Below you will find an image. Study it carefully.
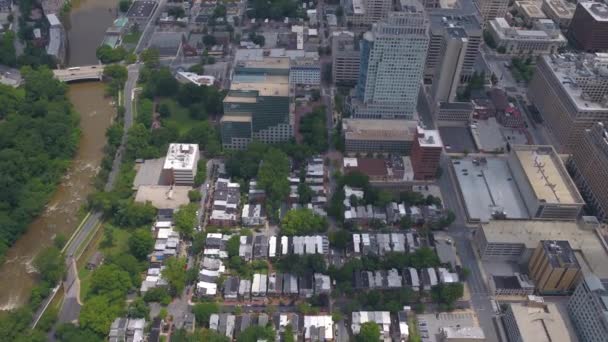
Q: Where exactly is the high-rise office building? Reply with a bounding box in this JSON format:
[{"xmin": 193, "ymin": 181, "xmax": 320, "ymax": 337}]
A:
[
  {"xmin": 568, "ymin": 273, "xmax": 608, "ymax": 342},
  {"xmin": 332, "ymin": 31, "xmax": 361, "ymax": 86},
  {"xmin": 431, "ymin": 27, "xmax": 469, "ymax": 103},
  {"xmin": 425, "ymin": 11, "xmax": 482, "ymax": 84},
  {"xmin": 569, "ymin": 2, "xmax": 608, "ymax": 52},
  {"xmin": 528, "ymin": 240, "xmax": 581, "ymax": 294},
  {"xmin": 342, "ymin": 0, "xmax": 393, "ymax": 26},
  {"xmin": 569, "ymin": 122, "xmax": 608, "ymax": 222},
  {"xmin": 352, "ymin": 4, "xmax": 430, "ymax": 120},
  {"xmin": 221, "ymin": 58, "xmax": 294, "ymax": 150},
  {"xmin": 528, "ymin": 53, "xmax": 608, "ymax": 152},
  {"xmin": 474, "ymin": 0, "xmax": 509, "ymax": 22}
]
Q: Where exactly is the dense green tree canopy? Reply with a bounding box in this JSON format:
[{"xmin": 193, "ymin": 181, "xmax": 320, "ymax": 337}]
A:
[
  {"xmin": 0, "ymin": 67, "xmax": 79, "ymax": 258},
  {"xmin": 356, "ymin": 322, "xmax": 381, "ymax": 342},
  {"xmin": 162, "ymin": 256, "xmax": 188, "ymax": 295},
  {"xmin": 192, "ymin": 302, "xmax": 220, "ymax": 327},
  {"xmin": 173, "ymin": 203, "xmax": 198, "ymax": 238},
  {"xmin": 128, "ymin": 228, "xmax": 155, "ymax": 260},
  {"xmin": 79, "ymin": 295, "xmax": 123, "ymax": 335},
  {"xmin": 89, "ymin": 264, "xmax": 133, "ymax": 302},
  {"xmin": 281, "ymin": 208, "xmax": 328, "ymax": 235},
  {"xmin": 34, "ymin": 246, "xmax": 65, "ymax": 284}
]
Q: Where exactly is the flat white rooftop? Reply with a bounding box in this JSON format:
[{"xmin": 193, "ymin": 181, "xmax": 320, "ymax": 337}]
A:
[
  {"xmin": 163, "ymin": 143, "xmax": 198, "ymax": 171},
  {"xmin": 453, "ymin": 157, "xmax": 529, "ymax": 222}
]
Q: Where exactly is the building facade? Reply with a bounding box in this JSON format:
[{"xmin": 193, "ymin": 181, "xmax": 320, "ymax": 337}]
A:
[
  {"xmin": 162, "ymin": 143, "xmax": 200, "ymax": 186},
  {"xmin": 425, "ymin": 11, "xmax": 482, "ymax": 84},
  {"xmin": 410, "ymin": 127, "xmax": 443, "ymax": 180},
  {"xmin": 488, "ymin": 18, "xmax": 566, "ymax": 56},
  {"xmin": 569, "ymin": 2, "xmax": 608, "ymax": 52},
  {"xmin": 475, "ymin": 0, "xmax": 509, "ymax": 22},
  {"xmin": 343, "ymin": 118, "xmax": 418, "ymax": 154},
  {"xmin": 503, "ymin": 297, "xmax": 573, "ymax": 342},
  {"xmin": 289, "ymin": 59, "xmax": 321, "ymax": 86},
  {"xmin": 568, "ymin": 273, "xmax": 608, "ymax": 342},
  {"xmin": 431, "ymin": 27, "xmax": 469, "ymax": 103},
  {"xmin": 528, "ymin": 240, "xmax": 581, "ymax": 294},
  {"xmin": 221, "ymin": 58, "xmax": 294, "ymax": 150},
  {"xmin": 352, "ymin": 6, "xmax": 430, "ymax": 120},
  {"xmin": 569, "ymin": 122, "xmax": 608, "ymax": 222},
  {"xmin": 541, "ymin": 0, "xmax": 575, "ymax": 28},
  {"xmin": 434, "ymin": 101, "xmax": 474, "ymax": 122},
  {"xmin": 342, "ymin": 0, "xmax": 392, "ymax": 26},
  {"xmin": 528, "ymin": 53, "xmax": 608, "ymax": 152},
  {"xmin": 332, "ymin": 31, "xmax": 361, "ymax": 86}
]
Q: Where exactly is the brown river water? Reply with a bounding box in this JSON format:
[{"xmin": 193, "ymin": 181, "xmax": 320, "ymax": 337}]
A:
[{"xmin": 0, "ymin": 0, "xmax": 117, "ymax": 309}]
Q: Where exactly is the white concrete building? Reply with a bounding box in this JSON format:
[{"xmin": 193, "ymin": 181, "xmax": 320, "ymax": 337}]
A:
[
  {"xmin": 162, "ymin": 143, "xmax": 200, "ymax": 186},
  {"xmin": 488, "ymin": 18, "xmax": 566, "ymax": 56}
]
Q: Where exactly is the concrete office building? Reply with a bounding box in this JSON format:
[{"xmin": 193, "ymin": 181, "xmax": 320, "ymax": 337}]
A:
[
  {"xmin": 528, "ymin": 53, "xmax": 608, "ymax": 152},
  {"xmin": 434, "ymin": 101, "xmax": 474, "ymax": 123},
  {"xmin": 487, "ymin": 18, "xmax": 566, "ymax": 56},
  {"xmin": 569, "ymin": 2, "xmax": 608, "ymax": 52},
  {"xmin": 425, "ymin": 11, "xmax": 482, "ymax": 84},
  {"xmin": 410, "ymin": 127, "xmax": 443, "ymax": 180},
  {"xmin": 473, "ymin": 220, "xmax": 608, "ymax": 280},
  {"xmin": 342, "ymin": 0, "xmax": 392, "ymax": 26},
  {"xmin": 352, "ymin": 5, "xmax": 430, "ymax": 120},
  {"xmin": 475, "ymin": 0, "xmax": 509, "ymax": 22},
  {"xmin": 515, "ymin": 1, "xmax": 547, "ymax": 25},
  {"xmin": 431, "ymin": 27, "xmax": 469, "ymax": 103},
  {"xmin": 162, "ymin": 144, "xmax": 200, "ymax": 186},
  {"xmin": 221, "ymin": 58, "xmax": 294, "ymax": 150},
  {"xmin": 541, "ymin": 0, "xmax": 576, "ymax": 28},
  {"xmin": 507, "ymin": 145, "xmax": 584, "ymax": 221},
  {"xmin": 343, "ymin": 118, "xmax": 418, "ymax": 154},
  {"xmin": 568, "ymin": 273, "xmax": 608, "ymax": 342},
  {"xmin": 331, "ymin": 31, "xmax": 360, "ymax": 86},
  {"xmin": 528, "ymin": 240, "xmax": 582, "ymax": 294},
  {"xmin": 570, "ymin": 122, "xmax": 608, "ymax": 222},
  {"xmin": 289, "ymin": 58, "xmax": 321, "ymax": 86},
  {"xmin": 503, "ymin": 296, "xmax": 573, "ymax": 342}
]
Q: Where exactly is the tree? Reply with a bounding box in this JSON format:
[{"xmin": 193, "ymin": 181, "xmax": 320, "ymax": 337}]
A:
[
  {"xmin": 79, "ymin": 295, "xmax": 122, "ymax": 335},
  {"xmin": 53, "ymin": 233, "xmax": 67, "ymax": 249},
  {"xmin": 162, "ymin": 257, "xmax": 188, "ymax": 295},
  {"xmin": 356, "ymin": 322, "xmax": 380, "ymax": 342},
  {"xmin": 194, "ymin": 158, "xmax": 208, "ymax": 186},
  {"xmin": 299, "ymin": 106, "xmax": 327, "ymax": 153},
  {"xmin": 192, "ymin": 302, "xmax": 219, "ymax": 327},
  {"xmin": 55, "ymin": 323, "xmax": 103, "ymax": 342},
  {"xmin": 191, "ymin": 231, "xmax": 207, "ymax": 255},
  {"xmin": 281, "ymin": 208, "xmax": 328, "ymax": 235},
  {"xmin": 329, "ymin": 230, "xmax": 350, "ymax": 250},
  {"xmin": 237, "ymin": 325, "xmax": 275, "ymax": 342},
  {"xmin": 168, "ymin": 6, "xmax": 185, "ymax": 18},
  {"xmin": 226, "ymin": 235, "xmax": 240, "ymax": 258},
  {"xmin": 140, "ymin": 48, "xmax": 160, "ymax": 68},
  {"xmin": 103, "ymin": 64, "xmax": 128, "ymax": 94},
  {"xmin": 89, "ymin": 264, "xmax": 132, "ymax": 301},
  {"xmin": 0, "ymin": 31, "xmax": 17, "ymax": 67},
  {"xmin": 203, "ymin": 35, "xmax": 217, "ymax": 47},
  {"xmin": 128, "ymin": 297, "xmax": 149, "ymax": 319},
  {"xmin": 173, "ymin": 203, "xmax": 198, "ymax": 238},
  {"xmin": 128, "ymin": 228, "xmax": 155, "ymax": 260},
  {"xmin": 96, "ymin": 45, "xmax": 127, "ymax": 64},
  {"xmin": 297, "ymin": 183, "xmax": 314, "ymax": 204},
  {"xmin": 119, "ymin": 0, "xmax": 131, "ymax": 12},
  {"xmin": 34, "ymin": 246, "xmax": 65, "ymax": 284},
  {"xmin": 158, "ymin": 102, "xmax": 171, "ymax": 118},
  {"xmin": 258, "ymin": 148, "xmax": 290, "ymax": 218},
  {"xmin": 188, "ymin": 190, "xmax": 202, "ymax": 202},
  {"xmin": 114, "ymin": 200, "xmax": 156, "ymax": 227}
]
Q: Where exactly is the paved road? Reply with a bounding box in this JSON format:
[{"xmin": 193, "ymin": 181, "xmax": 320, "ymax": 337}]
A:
[
  {"xmin": 11, "ymin": 6, "xmax": 25, "ymax": 56},
  {"xmin": 135, "ymin": 0, "xmax": 168, "ymax": 53}
]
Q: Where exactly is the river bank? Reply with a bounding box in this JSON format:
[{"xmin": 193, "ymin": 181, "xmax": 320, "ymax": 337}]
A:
[{"xmin": 0, "ymin": 82, "xmax": 114, "ymax": 310}]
